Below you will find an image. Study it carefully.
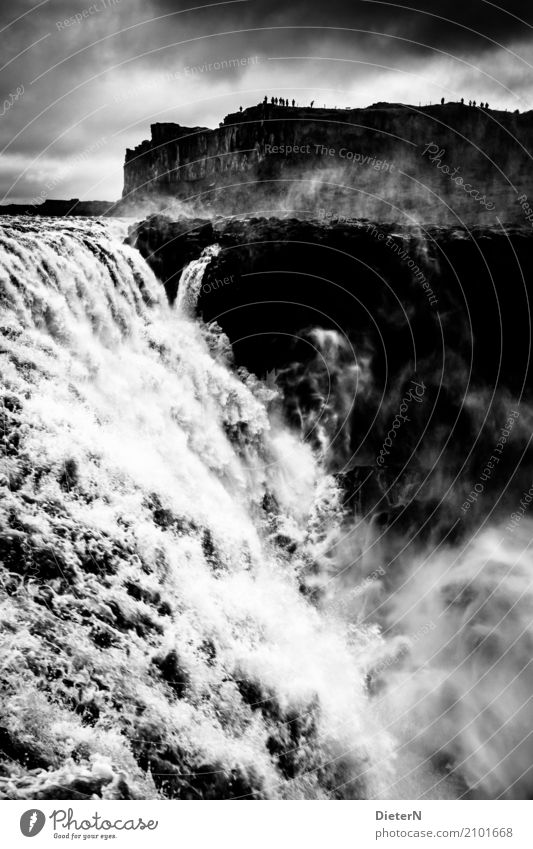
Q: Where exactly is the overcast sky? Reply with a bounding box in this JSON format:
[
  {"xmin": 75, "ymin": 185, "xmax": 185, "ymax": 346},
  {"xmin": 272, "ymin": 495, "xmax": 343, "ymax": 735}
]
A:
[{"xmin": 1, "ymin": 0, "xmax": 532, "ymax": 202}]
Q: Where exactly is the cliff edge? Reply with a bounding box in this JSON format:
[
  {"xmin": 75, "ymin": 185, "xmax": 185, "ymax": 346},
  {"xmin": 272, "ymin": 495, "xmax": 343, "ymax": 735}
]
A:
[{"xmin": 121, "ymin": 101, "xmax": 533, "ymax": 223}]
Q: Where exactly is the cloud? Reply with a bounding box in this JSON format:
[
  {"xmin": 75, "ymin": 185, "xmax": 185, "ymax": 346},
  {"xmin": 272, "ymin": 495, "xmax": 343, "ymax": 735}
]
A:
[
  {"xmin": 0, "ymin": 0, "xmax": 531, "ymax": 202},
  {"xmin": 151, "ymin": 0, "xmax": 533, "ymax": 54}
]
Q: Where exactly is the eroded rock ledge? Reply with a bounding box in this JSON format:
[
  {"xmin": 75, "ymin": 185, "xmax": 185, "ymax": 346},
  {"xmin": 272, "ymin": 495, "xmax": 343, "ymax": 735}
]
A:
[
  {"xmin": 128, "ymin": 214, "xmax": 533, "ymax": 528},
  {"xmin": 122, "ymin": 101, "xmax": 533, "ymax": 223}
]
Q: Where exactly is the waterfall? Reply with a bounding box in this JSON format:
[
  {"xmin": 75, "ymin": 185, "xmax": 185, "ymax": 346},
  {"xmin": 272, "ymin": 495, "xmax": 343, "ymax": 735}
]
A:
[
  {"xmin": 2, "ymin": 217, "xmax": 532, "ymax": 801},
  {"xmin": 175, "ymin": 243, "xmax": 220, "ymax": 316},
  {"xmin": 0, "ymin": 218, "xmax": 393, "ymax": 800},
  {"xmin": 274, "ymin": 327, "xmax": 373, "ymax": 467}
]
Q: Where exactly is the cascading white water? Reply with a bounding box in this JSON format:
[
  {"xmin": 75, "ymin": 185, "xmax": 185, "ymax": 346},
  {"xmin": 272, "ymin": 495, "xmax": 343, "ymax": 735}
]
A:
[
  {"xmin": 0, "ymin": 217, "xmax": 394, "ymax": 800},
  {"xmin": 275, "ymin": 328, "xmax": 374, "ymax": 466},
  {"xmin": 248, "ymin": 316, "xmax": 533, "ymax": 800},
  {"xmin": 175, "ymin": 243, "xmax": 221, "ymax": 316},
  {"xmin": 2, "ymin": 217, "xmax": 532, "ymax": 802}
]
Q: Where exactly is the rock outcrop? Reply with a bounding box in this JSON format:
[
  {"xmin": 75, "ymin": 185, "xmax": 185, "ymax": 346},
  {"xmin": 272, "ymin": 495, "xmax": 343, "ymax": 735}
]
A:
[
  {"xmin": 122, "ymin": 102, "xmax": 533, "ymax": 223},
  {"xmin": 128, "ymin": 213, "xmax": 533, "ymax": 532}
]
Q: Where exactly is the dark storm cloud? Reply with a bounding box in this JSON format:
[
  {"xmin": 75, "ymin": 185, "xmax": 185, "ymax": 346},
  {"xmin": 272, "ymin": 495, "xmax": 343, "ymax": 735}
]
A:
[
  {"xmin": 0, "ymin": 0, "xmax": 532, "ymax": 202},
  {"xmin": 151, "ymin": 0, "xmax": 533, "ymax": 55}
]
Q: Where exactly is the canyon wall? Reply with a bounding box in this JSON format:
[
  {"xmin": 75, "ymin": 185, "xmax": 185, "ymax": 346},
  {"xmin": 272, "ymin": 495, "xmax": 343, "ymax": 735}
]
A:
[
  {"xmin": 128, "ymin": 214, "xmax": 533, "ymax": 531},
  {"xmin": 122, "ymin": 102, "xmax": 533, "ymax": 223}
]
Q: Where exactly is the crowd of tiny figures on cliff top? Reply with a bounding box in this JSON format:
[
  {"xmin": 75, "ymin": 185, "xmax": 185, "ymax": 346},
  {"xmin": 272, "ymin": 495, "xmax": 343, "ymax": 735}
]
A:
[
  {"xmin": 226, "ymin": 100, "xmax": 532, "ymax": 123},
  {"xmin": 236, "ymin": 96, "xmax": 493, "ymax": 111}
]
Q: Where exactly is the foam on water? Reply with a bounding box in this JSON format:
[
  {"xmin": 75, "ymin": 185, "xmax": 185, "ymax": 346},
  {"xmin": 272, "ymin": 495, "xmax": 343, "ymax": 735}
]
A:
[
  {"xmin": 3, "ymin": 218, "xmax": 532, "ymax": 800},
  {"xmin": 0, "ymin": 217, "xmax": 393, "ymax": 799}
]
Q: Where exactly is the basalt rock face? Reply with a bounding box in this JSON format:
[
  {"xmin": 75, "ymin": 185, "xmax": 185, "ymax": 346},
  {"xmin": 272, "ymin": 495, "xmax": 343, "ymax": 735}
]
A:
[
  {"xmin": 128, "ymin": 214, "xmax": 533, "ymax": 388},
  {"xmin": 128, "ymin": 214, "xmax": 533, "ymax": 532},
  {"xmin": 122, "ymin": 102, "xmax": 533, "ymax": 223}
]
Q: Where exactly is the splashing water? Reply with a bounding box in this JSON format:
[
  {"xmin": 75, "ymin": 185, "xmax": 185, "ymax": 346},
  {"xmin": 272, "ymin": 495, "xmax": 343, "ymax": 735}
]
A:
[
  {"xmin": 279, "ymin": 330, "xmax": 533, "ymax": 800},
  {"xmin": 377, "ymin": 524, "xmax": 533, "ymax": 799},
  {"xmin": 0, "ymin": 217, "xmax": 395, "ymax": 800},
  {"xmin": 175, "ymin": 243, "xmax": 221, "ymax": 317},
  {"xmin": 275, "ymin": 328, "xmax": 373, "ymax": 468},
  {"xmin": 2, "ymin": 217, "xmax": 532, "ymax": 801}
]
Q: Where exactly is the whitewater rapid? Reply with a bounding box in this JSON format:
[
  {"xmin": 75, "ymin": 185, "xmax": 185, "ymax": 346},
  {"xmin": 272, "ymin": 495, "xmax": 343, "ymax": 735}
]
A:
[
  {"xmin": 1, "ymin": 217, "xmax": 532, "ymax": 801},
  {"xmin": 0, "ymin": 217, "xmax": 394, "ymax": 799}
]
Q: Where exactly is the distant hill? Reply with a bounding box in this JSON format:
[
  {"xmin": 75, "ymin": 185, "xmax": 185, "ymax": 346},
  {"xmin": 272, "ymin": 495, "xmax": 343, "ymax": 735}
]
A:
[{"xmin": 0, "ymin": 198, "xmax": 116, "ymax": 217}]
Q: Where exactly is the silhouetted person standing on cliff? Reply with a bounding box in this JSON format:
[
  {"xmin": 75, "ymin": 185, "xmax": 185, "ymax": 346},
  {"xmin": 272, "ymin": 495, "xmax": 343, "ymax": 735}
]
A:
[
  {"xmin": 263, "ymin": 96, "xmax": 267, "ymax": 104},
  {"xmin": 310, "ymin": 100, "xmax": 315, "ymax": 108},
  {"xmin": 441, "ymin": 97, "xmax": 445, "ymax": 105},
  {"xmin": 271, "ymin": 96, "xmax": 274, "ymax": 104},
  {"xmin": 461, "ymin": 97, "xmax": 464, "ymax": 104},
  {"xmin": 292, "ymin": 99, "xmax": 295, "ymax": 107}
]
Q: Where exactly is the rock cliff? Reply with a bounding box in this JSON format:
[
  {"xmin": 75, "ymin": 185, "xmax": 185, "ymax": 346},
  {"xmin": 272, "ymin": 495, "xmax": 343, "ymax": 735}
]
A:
[
  {"xmin": 122, "ymin": 102, "xmax": 533, "ymax": 223},
  {"xmin": 127, "ymin": 213, "xmax": 533, "ymax": 531}
]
